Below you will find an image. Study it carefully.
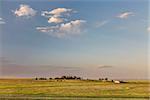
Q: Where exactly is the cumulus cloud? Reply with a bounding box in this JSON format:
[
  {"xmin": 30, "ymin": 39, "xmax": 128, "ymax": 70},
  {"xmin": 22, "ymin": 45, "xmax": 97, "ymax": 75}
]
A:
[
  {"xmin": 49, "ymin": 8, "xmax": 72, "ymax": 16},
  {"xmin": 41, "ymin": 8, "xmax": 73, "ymax": 23},
  {"xmin": 13, "ymin": 4, "xmax": 37, "ymax": 18},
  {"xmin": 117, "ymin": 12, "xmax": 134, "ymax": 19},
  {"xmin": 0, "ymin": 17, "xmax": 5, "ymax": 24},
  {"xmin": 42, "ymin": 8, "xmax": 72, "ymax": 17},
  {"xmin": 38, "ymin": 7, "xmax": 86, "ymax": 38},
  {"xmin": 48, "ymin": 16, "xmax": 64, "ymax": 23},
  {"xmin": 36, "ymin": 20, "xmax": 86, "ymax": 38},
  {"xmin": 147, "ymin": 27, "xmax": 150, "ymax": 32}
]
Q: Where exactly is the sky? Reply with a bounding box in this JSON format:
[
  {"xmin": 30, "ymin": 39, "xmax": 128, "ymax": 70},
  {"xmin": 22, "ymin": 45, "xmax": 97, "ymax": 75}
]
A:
[{"xmin": 0, "ymin": 0, "xmax": 149, "ymax": 79}]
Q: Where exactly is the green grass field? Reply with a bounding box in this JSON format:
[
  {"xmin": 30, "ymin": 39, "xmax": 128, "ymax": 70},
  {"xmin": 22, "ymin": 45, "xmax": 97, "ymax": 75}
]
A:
[{"xmin": 0, "ymin": 79, "xmax": 149, "ymax": 99}]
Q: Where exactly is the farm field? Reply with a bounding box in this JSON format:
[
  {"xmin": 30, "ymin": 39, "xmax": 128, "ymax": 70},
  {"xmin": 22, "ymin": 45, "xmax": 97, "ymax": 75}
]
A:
[{"xmin": 0, "ymin": 79, "xmax": 149, "ymax": 100}]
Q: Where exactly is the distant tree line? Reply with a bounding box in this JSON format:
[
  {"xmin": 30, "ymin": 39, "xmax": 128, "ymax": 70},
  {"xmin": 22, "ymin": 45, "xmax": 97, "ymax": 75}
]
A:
[
  {"xmin": 34, "ymin": 76, "xmax": 126, "ymax": 83},
  {"xmin": 35, "ymin": 76, "xmax": 82, "ymax": 80},
  {"xmin": 99, "ymin": 78, "xmax": 108, "ymax": 81},
  {"xmin": 35, "ymin": 76, "xmax": 108, "ymax": 81}
]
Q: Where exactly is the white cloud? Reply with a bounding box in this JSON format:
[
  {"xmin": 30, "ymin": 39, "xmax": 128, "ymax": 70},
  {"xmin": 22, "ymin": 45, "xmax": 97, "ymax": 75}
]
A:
[
  {"xmin": 38, "ymin": 8, "xmax": 86, "ymax": 38},
  {"xmin": 36, "ymin": 20, "xmax": 86, "ymax": 38},
  {"xmin": 49, "ymin": 8, "xmax": 72, "ymax": 16},
  {"xmin": 42, "ymin": 8, "xmax": 72, "ymax": 17},
  {"xmin": 13, "ymin": 4, "xmax": 36, "ymax": 18},
  {"xmin": 117, "ymin": 12, "xmax": 134, "ymax": 19},
  {"xmin": 41, "ymin": 8, "xmax": 73, "ymax": 23},
  {"xmin": 147, "ymin": 27, "xmax": 150, "ymax": 32},
  {"xmin": 95, "ymin": 20, "xmax": 109, "ymax": 28},
  {"xmin": 0, "ymin": 17, "xmax": 5, "ymax": 24},
  {"xmin": 0, "ymin": 21, "xmax": 5, "ymax": 24},
  {"xmin": 48, "ymin": 16, "xmax": 64, "ymax": 23}
]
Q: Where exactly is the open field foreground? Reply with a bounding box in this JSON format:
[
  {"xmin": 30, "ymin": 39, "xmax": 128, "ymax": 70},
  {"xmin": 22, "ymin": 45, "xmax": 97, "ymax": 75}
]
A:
[{"xmin": 0, "ymin": 79, "xmax": 149, "ymax": 100}]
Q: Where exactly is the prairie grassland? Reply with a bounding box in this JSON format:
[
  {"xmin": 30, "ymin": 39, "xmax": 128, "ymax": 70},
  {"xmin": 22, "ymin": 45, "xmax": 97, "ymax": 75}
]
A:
[{"xmin": 0, "ymin": 79, "xmax": 149, "ymax": 99}]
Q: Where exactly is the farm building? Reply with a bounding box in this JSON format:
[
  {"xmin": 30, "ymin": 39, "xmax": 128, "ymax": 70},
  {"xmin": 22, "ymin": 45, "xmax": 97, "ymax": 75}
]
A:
[
  {"xmin": 113, "ymin": 80, "xmax": 127, "ymax": 84},
  {"xmin": 114, "ymin": 80, "xmax": 120, "ymax": 84}
]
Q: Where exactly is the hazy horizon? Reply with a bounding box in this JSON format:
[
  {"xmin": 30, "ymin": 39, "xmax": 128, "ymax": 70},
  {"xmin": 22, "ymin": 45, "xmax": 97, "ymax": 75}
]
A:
[{"xmin": 0, "ymin": 0, "xmax": 149, "ymax": 79}]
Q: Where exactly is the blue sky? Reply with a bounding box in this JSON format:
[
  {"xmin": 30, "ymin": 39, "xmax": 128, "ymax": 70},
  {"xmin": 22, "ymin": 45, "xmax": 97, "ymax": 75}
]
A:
[{"xmin": 0, "ymin": 0, "xmax": 149, "ymax": 79}]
